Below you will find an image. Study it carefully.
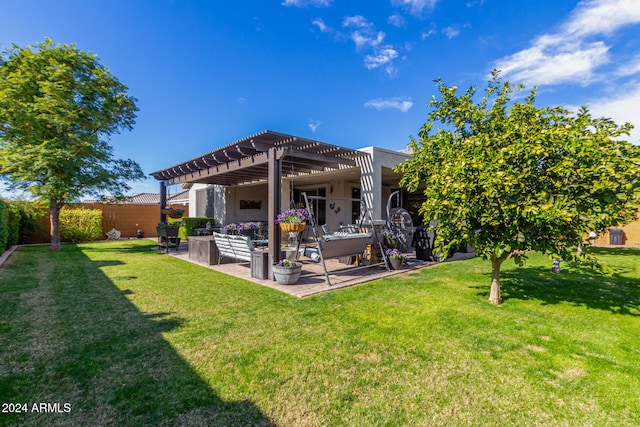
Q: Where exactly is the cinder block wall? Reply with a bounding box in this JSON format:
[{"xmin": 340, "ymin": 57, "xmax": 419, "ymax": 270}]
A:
[
  {"xmin": 26, "ymin": 203, "xmax": 189, "ymax": 243},
  {"xmin": 81, "ymin": 203, "xmax": 188, "ymax": 238}
]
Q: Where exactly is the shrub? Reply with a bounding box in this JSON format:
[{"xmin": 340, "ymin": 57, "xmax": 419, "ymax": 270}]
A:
[
  {"xmin": 6, "ymin": 203, "xmax": 20, "ymax": 247},
  {"xmin": 13, "ymin": 200, "xmax": 47, "ymax": 244},
  {"xmin": 181, "ymin": 217, "xmax": 216, "ymax": 239},
  {"xmin": 0, "ymin": 199, "xmax": 23, "ymax": 254},
  {"xmin": 0, "ymin": 200, "xmax": 9, "ymax": 254},
  {"xmin": 60, "ymin": 208, "xmax": 103, "ymax": 242}
]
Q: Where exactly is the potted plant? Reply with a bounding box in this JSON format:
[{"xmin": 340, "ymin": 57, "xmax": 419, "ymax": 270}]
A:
[
  {"xmin": 224, "ymin": 221, "xmax": 263, "ymax": 238},
  {"xmin": 275, "ymin": 208, "xmax": 310, "ymax": 233},
  {"xmin": 161, "ymin": 206, "xmax": 184, "ymax": 219},
  {"xmin": 383, "ymin": 230, "xmax": 398, "ymax": 249},
  {"xmin": 156, "ymin": 221, "xmax": 182, "ymax": 250},
  {"xmin": 272, "ymin": 259, "xmax": 303, "ymax": 285},
  {"xmin": 385, "ymin": 248, "xmax": 405, "ymax": 270}
]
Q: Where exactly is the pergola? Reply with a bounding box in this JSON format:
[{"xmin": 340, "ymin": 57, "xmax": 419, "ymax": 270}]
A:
[{"xmin": 150, "ymin": 130, "xmax": 368, "ymax": 274}]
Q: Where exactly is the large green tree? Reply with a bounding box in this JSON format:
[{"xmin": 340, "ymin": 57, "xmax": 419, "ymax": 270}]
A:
[
  {"xmin": 398, "ymin": 71, "xmax": 640, "ymax": 304},
  {"xmin": 0, "ymin": 39, "xmax": 144, "ymax": 251}
]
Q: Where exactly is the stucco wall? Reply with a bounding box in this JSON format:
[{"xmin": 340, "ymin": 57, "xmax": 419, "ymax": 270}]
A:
[
  {"xmin": 592, "ymin": 211, "xmax": 640, "ymax": 245},
  {"xmin": 224, "ymin": 185, "xmax": 269, "ymax": 224},
  {"xmin": 357, "ymin": 147, "xmax": 410, "ymax": 220}
]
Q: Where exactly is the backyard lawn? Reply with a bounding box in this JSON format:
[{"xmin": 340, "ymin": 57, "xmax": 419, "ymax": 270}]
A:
[{"xmin": 0, "ymin": 240, "xmax": 638, "ymax": 426}]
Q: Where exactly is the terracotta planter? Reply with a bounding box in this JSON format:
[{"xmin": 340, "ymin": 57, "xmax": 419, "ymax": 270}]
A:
[
  {"xmin": 280, "ymin": 222, "xmax": 306, "ymax": 233},
  {"xmin": 272, "ymin": 264, "xmax": 302, "ymax": 285}
]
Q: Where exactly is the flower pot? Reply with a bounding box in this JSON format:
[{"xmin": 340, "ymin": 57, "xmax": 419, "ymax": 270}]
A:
[
  {"xmin": 389, "ymin": 257, "xmax": 403, "ymax": 270},
  {"xmin": 272, "ymin": 264, "xmax": 302, "ymax": 285},
  {"xmin": 156, "ymin": 227, "xmax": 179, "ymax": 237},
  {"xmin": 280, "ymin": 222, "xmax": 306, "ymax": 233},
  {"xmin": 162, "ymin": 209, "xmax": 183, "ymax": 218}
]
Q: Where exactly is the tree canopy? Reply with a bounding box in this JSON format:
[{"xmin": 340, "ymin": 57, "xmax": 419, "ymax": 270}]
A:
[
  {"xmin": 398, "ymin": 71, "xmax": 640, "ymax": 304},
  {"xmin": 0, "ymin": 38, "xmax": 144, "ymax": 251}
]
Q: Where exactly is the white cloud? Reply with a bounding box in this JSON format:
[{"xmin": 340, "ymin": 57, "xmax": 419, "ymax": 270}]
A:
[
  {"xmin": 351, "ymin": 30, "xmax": 385, "ymax": 50},
  {"xmin": 566, "ymin": 0, "xmax": 640, "ymax": 37},
  {"xmin": 495, "ymin": 0, "xmax": 640, "ymax": 87},
  {"xmin": 364, "ymin": 45, "xmax": 399, "ymax": 70},
  {"xmin": 316, "ymin": 15, "xmax": 399, "ymax": 77},
  {"xmin": 364, "ymin": 96, "xmax": 413, "ymax": 112},
  {"xmin": 421, "ymin": 24, "xmax": 437, "ymax": 39},
  {"xmin": 343, "ymin": 15, "xmax": 386, "ymax": 50},
  {"xmin": 281, "ymin": 0, "xmax": 332, "ymax": 7},
  {"xmin": 312, "ymin": 18, "xmax": 331, "ymax": 33},
  {"xmin": 388, "ymin": 13, "xmax": 405, "ymax": 28},
  {"xmin": 442, "ymin": 25, "xmax": 460, "ymax": 39},
  {"xmin": 498, "ymin": 40, "xmax": 610, "ymax": 85},
  {"xmin": 616, "ymin": 55, "xmax": 640, "ymax": 77},
  {"xmin": 308, "ymin": 120, "xmax": 321, "ymax": 133},
  {"xmin": 583, "ymin": 82, "xmax": 640, "ymax": 144},
  {"xmin": 343, "ymin": 15, "xmax": 371, "ymax": 28},
  {"xmin": 391, "ymin": 0, "xmax": 439, "ymax": 16}
]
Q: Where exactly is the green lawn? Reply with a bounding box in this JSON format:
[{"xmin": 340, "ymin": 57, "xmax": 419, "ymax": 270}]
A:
[{"xmin": 1, "ymin": 241, "xmax": 638, "ymax": 426}]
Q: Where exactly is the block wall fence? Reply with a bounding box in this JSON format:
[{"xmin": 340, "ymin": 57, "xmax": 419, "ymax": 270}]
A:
[
  {"xmin": 80, "ymin": 202, "xmax": 189, "ymax": 238},
  {"xmin": 25, "ymin": 204, "xmax": 639, "ymax": 246},
  {"xmin": 27, "ymin": 203, "xmax": 189, "ymax": 243}
]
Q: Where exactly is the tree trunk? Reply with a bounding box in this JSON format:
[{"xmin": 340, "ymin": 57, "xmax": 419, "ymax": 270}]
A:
[
  {"xmin": 50, "ymin": 199, "xmax": 61, "ymax": 252},
  {"xmin": 489, "ymin": 253, "xmax": 505, "ymax": 305}
]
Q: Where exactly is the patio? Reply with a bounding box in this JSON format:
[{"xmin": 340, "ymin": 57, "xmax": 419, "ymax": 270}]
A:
[
  {"xmin": 148, "ymin": 130, "xmax": 472, "ymax": 295},
  {"xmin": 150, "ymin": 130, "xmax": 417, "ymax": 273},
  {"xmin": 161, "ymin": 241, "xmax": 475, "ymax": 297}
]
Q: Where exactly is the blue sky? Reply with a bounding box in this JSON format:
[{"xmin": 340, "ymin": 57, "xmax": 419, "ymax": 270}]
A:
[{"xmin": 1, "ymin": 0, "xmax": 639, "ymax": 196}]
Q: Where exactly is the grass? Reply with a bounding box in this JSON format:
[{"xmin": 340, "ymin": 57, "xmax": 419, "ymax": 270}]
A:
[{"xmin": 0, "ymin": 240, "xmax": 639, "ymax": 426}]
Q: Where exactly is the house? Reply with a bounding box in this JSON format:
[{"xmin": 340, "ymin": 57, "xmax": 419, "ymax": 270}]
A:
[
  {"xmin": 84, "ymin": 190, "xmax": 190, "ymax": 206},
  {"xmin": 126, "ymin": 190, "xmax": 190, "ymax": 206},
  {"xmin": 150, "ymin": 130, "xmax": 421, "ymax": 265}
]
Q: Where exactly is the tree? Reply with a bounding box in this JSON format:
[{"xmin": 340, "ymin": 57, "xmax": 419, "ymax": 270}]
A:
[
  {"xmin": 398, "ymin": 71, "xmax": 640, "ymax": 304},
  {"xmin": 0, "ymin": 39, "xmax": 144, "ymax": 251}
]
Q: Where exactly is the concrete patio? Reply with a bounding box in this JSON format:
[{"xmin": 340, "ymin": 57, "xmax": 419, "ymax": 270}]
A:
[{"xmin": 158, "ymin": 240, "xmax": 475, "ymax": 297}]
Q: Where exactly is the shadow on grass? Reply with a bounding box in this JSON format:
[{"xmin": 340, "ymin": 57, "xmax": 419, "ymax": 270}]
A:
[
  {"xmin": 589, "ymin": 246, "xmax": 640, "ymax": 257},
  {"xmin": 0, "ymin": 244, "xmax": 275, "ymax": 426},
  {"xmin": 474, "ymin": 249, "xmax": 640, "ymax": 316}
]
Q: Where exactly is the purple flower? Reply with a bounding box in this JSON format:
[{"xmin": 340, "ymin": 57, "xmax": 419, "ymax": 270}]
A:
[
  {"xmin": 385, "ymin": 248, "xmax": 405, "ymax": 259},
  {"xmin": 277, "ymin": 259, "xmax": 298, "ymax": 267},
  {"xmin": 275, "ymin": 208, "xmax": 310, "ymax": 225}
]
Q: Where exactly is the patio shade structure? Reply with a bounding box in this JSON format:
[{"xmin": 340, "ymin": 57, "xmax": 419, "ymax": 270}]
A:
[{"xmin": 150, "ymin": 130, "xmax": 368, "ymax": 275}]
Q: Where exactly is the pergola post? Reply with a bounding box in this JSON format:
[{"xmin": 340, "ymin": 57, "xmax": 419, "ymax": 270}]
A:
[
  {"xmin": 268, "ymin": 147, "xmax": 283, "ymax": 279},
  {"xmin": 159, "ymin": 181, "xmax": 167, "ymax": 223}
]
